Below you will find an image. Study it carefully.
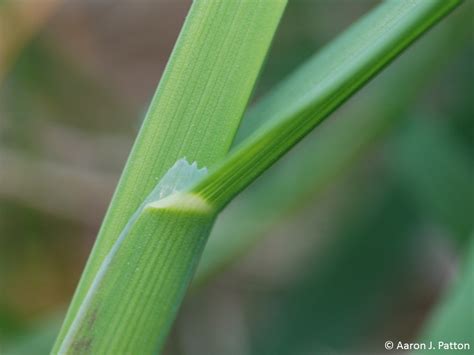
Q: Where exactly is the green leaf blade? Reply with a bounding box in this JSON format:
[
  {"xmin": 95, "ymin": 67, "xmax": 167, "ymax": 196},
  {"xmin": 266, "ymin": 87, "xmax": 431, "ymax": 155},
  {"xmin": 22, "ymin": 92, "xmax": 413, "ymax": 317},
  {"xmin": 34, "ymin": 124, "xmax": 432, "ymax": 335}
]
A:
[{"xmin": 195, "ymin": 0, "xmax": 462, "ymax": 209}]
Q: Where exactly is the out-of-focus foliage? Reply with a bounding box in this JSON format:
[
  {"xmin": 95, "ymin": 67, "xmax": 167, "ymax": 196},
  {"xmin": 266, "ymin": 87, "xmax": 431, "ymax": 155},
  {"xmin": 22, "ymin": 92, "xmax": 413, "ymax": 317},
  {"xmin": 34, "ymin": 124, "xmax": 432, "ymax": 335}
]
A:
[
  {"xmin": 416, "ymin": 239, "xmax": 474, "ymax": 354},
  {"xmin": 0, "ymin": 1, "xmax": 472, "ymax": 354},
  {"xmin": 248, "ymin": 183, "xmax": 420, "ymax": 355},
  {"xmin": 390, "ymin": 117, "xmax": 473, "ymax": 239}
]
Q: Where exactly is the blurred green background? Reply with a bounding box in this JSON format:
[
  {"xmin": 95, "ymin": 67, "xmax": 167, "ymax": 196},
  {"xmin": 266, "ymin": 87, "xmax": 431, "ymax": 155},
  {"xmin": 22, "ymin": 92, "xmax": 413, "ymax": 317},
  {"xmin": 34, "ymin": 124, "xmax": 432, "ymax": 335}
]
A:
[{"xmin": 0, "ymin": 1, "xmax": 472, "ymax": 354}]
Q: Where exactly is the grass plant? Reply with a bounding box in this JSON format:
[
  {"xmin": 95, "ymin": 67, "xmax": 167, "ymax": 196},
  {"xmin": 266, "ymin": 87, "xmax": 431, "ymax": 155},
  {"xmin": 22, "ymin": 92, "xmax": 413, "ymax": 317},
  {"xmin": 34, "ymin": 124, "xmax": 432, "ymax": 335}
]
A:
[{"xmin": 50, "ymin": 1, "xmax": 464, "ymax": 353}]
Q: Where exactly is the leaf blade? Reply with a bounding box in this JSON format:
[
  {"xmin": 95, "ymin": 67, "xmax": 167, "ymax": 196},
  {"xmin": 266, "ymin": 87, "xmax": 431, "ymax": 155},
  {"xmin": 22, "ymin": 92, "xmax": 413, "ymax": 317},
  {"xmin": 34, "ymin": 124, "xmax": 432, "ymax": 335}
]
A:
[
  {"xmin": 195, "ymin": 2, "xmax": 471, "ymax": 283},
  {"xmin": 194, "ymin": 0, "xmax": 462, "ymax": 209}
]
